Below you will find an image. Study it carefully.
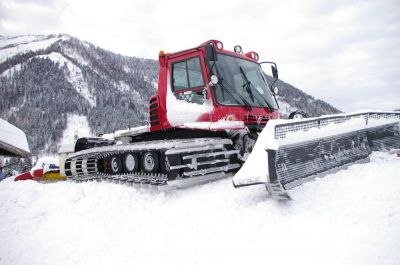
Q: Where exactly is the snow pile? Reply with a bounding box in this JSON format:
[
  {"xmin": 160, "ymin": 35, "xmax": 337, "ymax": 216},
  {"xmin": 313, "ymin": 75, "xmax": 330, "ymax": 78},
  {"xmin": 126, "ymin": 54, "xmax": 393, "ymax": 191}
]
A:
[
  {"xmin": 166, "ymin": 74, "xmax": 213, "ymax": 126},
  {"xmin": 0, "ymin": 152, "xmax": 399, "ymax": 265},
  {"xmin": 30, "ymin": 157, "xmax": 59, "ymax": 175}
]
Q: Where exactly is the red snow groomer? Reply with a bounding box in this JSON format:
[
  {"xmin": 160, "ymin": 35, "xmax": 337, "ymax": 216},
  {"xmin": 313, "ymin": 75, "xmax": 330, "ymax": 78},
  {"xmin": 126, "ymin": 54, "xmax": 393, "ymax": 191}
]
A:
[
  {"xmin": 64, "ymin": 40, "xmax": 400, "ymax": 198},
  {"xmin": 65, "ymin": 40, "xmax": 285, "ymax": 188}
]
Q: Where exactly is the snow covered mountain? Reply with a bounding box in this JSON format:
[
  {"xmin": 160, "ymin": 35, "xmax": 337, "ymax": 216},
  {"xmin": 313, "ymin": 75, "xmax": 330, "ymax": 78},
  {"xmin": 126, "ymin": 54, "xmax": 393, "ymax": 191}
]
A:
[
  {"xmin": 0, "ymin": 34, "xmax": 339, "ymax": 155},
  {"xmin": 0, "ymin": 34, "xmax": 158, "ymax": 154}
]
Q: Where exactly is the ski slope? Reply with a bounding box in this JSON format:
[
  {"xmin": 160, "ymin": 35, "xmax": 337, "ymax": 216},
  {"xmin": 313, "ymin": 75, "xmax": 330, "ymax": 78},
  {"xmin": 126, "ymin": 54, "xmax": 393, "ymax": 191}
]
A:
[{"xmin": 0, "ymin": 152, "xmax": 399, "ymax": 265}]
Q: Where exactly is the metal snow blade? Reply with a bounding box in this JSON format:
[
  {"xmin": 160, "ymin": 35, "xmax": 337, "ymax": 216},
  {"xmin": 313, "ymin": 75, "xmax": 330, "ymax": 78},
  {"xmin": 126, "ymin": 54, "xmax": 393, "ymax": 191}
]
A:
[{"xmin": 232, "ymin": 111, "xmax": 400, "ymax": 200}]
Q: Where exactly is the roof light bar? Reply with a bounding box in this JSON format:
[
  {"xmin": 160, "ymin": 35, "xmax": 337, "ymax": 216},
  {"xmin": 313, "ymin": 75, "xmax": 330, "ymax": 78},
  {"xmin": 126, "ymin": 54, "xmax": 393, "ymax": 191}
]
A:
[
  {"xmin": 244, "ymin": 51, "xmax": 259, "ymax": 61},
  {"xmin": 234, "ymin": 45, "xmax": 243, "ymax": 54}
]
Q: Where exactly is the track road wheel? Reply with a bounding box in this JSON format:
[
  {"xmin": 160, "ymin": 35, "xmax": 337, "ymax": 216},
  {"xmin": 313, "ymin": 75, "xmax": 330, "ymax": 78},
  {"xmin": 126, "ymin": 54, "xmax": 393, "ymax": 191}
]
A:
[
  {"xmin": 142, "ymin": 151, "xmax": 159, "ymax": 173},
  {"xmin": 122, "ymin": 153, "xmax": 139, "ymax": 173},
  {"xmin": 109, "ymin": 155, "xmax": 122, "ymax": 174}
]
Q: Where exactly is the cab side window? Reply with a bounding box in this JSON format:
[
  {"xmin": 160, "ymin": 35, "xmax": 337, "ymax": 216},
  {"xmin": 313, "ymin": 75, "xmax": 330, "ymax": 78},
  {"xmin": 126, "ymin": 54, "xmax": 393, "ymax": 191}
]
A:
[{"xmin": 172, "ymin": 57, "xmax": 205, "ymax": 91}]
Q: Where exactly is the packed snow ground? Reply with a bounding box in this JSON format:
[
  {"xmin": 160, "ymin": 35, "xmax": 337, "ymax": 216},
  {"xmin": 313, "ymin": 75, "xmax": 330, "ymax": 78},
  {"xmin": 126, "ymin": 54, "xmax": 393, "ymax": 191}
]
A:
[{"xmin": 0, "ymin": 152, "xmax": 399, "ymax": 265}]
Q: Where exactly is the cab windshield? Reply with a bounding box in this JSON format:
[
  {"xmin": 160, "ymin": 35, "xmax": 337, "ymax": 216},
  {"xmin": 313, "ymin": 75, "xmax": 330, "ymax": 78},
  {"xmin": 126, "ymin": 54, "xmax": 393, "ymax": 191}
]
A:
[{"xmin": 211, "ymin": 53, "xmax": 278, "ymax": 110}]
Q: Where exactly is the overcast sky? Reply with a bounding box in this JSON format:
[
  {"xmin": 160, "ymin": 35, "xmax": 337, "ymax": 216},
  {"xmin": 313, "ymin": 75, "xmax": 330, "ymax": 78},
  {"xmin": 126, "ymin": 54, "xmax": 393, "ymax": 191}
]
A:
[{"xmin": 1, "ymin": 0, "xmax": 399, "ymax": 111}]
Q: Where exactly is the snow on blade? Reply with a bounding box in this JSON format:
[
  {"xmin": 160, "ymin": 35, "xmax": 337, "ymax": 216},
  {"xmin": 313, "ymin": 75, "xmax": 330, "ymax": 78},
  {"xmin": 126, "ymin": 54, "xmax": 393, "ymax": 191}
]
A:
[
  {"xmin": 233, "ymin": 111, "xmax": 400, "ymax": 188},
  {"xmin": 232, "ymin": 120, "xmax": 276, "ymax": 187},
  {"xmin": 0, "ymin": 118, "xmax": 30, "ymax": 157},
  {"xmin": 276, "ymin": 115, "xmax": 399, "ymax": 147}
]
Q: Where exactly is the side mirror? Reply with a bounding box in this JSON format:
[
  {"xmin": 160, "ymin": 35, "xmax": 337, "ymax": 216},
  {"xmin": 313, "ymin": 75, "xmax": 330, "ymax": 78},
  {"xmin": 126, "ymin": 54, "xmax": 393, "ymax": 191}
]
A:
[
  {"xmin": 209, "ymin": 75, "xmax": 218, "ymax": 86},
  {"xmin": 271, "ymin": 65, "xmax": 278, "ymax": 79},
  {"xmin": 205, "ymin": 43, "xmax": 217, "ymax": 63}
]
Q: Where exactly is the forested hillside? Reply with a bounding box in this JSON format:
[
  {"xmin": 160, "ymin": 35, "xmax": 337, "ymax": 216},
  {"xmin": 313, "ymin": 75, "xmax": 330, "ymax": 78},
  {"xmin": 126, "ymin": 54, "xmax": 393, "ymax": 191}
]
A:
[{"xmin": 0, "ymin": 34, "xmax": 157, "ymax": 154}]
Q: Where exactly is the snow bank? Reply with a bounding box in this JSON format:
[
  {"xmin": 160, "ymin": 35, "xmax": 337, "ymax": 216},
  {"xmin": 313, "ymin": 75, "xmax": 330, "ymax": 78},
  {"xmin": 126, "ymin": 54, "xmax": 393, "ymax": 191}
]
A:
[{"xmin": 0, "ymin": 151, "xmax": 399, "ymax": 265}]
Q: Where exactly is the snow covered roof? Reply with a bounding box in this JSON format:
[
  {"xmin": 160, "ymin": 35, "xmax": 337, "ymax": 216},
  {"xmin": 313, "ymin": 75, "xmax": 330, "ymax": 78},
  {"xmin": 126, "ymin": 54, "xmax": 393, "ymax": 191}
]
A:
[{"xmin": 0, "ymin": 118, "xmax": 30, "ymax": 157}]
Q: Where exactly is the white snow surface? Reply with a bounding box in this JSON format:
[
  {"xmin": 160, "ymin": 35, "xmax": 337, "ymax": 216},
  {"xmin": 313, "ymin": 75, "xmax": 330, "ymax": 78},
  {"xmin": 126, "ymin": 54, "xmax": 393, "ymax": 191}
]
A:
[
  {"xmin": 102, "ymin": 125, "xmax": 150, "ymax": 140},
  {"xmin": 271, "ymin": 115, "xmax": 400, "ymax": 148},
  {"xmin": 180, "ymin": 120, "xmax": 245, "ymax": 130},
  {"xmin": 0, "ymin": 118, "xmax": 30, "ymax": 155},
  {"xmin": 0, "ymin": 151, "xmax": 399, "ymax": 265}
]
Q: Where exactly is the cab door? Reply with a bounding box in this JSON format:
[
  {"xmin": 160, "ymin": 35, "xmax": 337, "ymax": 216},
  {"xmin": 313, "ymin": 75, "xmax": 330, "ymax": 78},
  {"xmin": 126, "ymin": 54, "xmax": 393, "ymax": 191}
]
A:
[{"xmin": 168, "ymin": 51, "xmax": 212, "ymax": 122}]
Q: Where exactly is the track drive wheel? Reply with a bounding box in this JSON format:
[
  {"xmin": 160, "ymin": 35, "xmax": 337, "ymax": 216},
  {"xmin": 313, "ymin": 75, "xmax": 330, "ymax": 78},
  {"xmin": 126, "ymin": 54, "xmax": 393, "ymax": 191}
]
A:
[
  {"xmin": 122, "ymin": 153, "xmax": 139, "ymax": 173},
  {"xmin": 142, "ymin": 151, "xmax": 159, "ymax": 173}
]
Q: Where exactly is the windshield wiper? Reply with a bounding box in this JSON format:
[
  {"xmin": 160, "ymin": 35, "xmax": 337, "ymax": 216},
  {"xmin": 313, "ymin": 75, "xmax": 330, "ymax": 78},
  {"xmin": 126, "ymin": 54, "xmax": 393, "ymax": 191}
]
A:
[
  {"xmin": 239, "ymin": 66, "xmax": 255, "ymax": 102},
  {"xmin": 240, "ymin": 66, "xmax": 274, "ymax": 111},
  {"xmin": 218, "ymin": 78, "xmax": 253, "ymax": 111},
  {"xmin": 213, "ymin": 64, "xmax": 253, "ymax": 110},
  {"xmin": 251, "ymin": 83, "xmax": 275, "ymax": 111}
]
